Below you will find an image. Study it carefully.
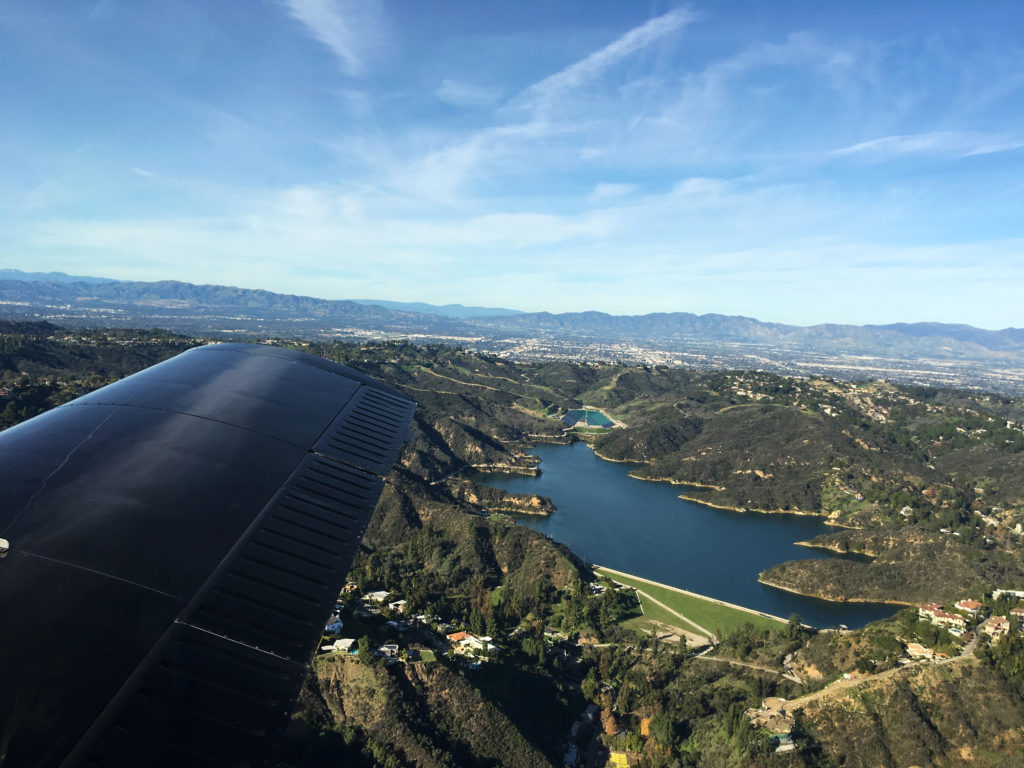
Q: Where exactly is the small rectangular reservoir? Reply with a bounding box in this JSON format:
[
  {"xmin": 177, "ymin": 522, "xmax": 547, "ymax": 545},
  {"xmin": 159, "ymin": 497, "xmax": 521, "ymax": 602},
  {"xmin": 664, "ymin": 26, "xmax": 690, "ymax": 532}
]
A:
[{"xmin": 562, "ymin": 409, "xmax": 613, "ymax": 428}]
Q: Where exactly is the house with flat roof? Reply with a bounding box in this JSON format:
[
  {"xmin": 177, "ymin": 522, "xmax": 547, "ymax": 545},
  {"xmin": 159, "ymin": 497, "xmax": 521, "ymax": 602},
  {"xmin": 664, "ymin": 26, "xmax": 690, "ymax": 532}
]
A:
[{"xmin": 321, "ymin": 638, "xmax": 356, "ymax": 653}]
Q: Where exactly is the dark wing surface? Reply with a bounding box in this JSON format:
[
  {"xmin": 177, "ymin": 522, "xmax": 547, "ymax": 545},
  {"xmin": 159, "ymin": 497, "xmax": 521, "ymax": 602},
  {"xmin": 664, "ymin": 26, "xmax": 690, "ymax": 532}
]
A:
[{"xmin": 0, "ymin": 343, "xmax": 415, "ymax": 767}]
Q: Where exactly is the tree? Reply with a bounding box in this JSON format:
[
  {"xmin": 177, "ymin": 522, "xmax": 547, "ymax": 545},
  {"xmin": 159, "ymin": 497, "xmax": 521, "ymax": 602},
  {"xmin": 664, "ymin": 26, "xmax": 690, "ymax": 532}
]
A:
[
  {"xmin": 650, "ymin": 712, "xmax": 676, "ymax": 747},
  {"xmin": 786, "ymin": 614, "xmax": 806, "ymax": 642},
  {"xmin": 522, "ymin": 636, "xmax": 544, "ymax": 666},
  {"xmin": 601, "ymin": 708, "xmax": 618, "ymax": 735},
  {"xmin": 358, "ymin": 635, "xmax": 374, "ymax": 666},
  {"xmin": 581, "ymin": 668, "xmax": 600, "ymax": 702},
  {"xmin": 469, "ymin": 609, "xmax": 486, "ymax": 636},
  {"xmin": 598, "ymin": 589, "xmax": 618, "ymax": 628}
]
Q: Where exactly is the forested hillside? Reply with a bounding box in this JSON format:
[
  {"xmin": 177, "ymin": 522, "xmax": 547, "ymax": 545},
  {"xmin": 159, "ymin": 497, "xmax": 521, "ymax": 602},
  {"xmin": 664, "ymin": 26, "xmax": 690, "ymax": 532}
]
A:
[{"xmin": 5, "ymin": 322, "xmax": 1024, "ymax": 766}]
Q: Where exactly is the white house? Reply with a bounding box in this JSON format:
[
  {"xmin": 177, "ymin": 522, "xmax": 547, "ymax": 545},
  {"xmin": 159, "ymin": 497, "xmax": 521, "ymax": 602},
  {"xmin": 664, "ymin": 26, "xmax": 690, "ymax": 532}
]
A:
[
  {"xmin": 321, "ymin": 637, "xmax": 356, "ymax": 653},
  {"xmin": 992, "ymin": 589, "xmax": 1024, "ymax": 600},
  {"xmin": 955, "ymin": 599, "xmax": 984, "ymax": 615}
]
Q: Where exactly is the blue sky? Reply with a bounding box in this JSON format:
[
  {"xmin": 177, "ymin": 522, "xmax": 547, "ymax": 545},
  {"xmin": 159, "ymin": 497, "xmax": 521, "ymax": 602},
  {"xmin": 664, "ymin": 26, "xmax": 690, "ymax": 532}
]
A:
[{"xmin": 2, "ymin": 1, "xmax": 1023, "ymax": 328}]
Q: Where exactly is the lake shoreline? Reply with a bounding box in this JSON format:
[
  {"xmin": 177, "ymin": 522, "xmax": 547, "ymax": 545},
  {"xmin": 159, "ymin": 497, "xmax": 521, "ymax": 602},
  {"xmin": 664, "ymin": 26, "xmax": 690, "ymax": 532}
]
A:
[
  {"xmin": 476, "ymin": 441, "xmax": 900, "ymax": 628},
  {"xmin": 757, "ymin": 576, "xmax": 913, "ymax": 607},
  {"xmin": 599, "ymin": 447, "xmax": 864, "ymax": 525}
]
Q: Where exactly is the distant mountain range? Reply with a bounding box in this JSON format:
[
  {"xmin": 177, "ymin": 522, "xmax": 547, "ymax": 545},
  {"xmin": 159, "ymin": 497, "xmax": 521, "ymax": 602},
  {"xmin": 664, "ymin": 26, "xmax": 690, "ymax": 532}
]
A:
[
  {"xmin": 0, "ymin": 268, "xmax": 116, "ymax": 285},
  {"xmin": 349, "ymin": 299, "xmax": 522, "ymax": 319},
  {"xmin": 470, "ymin": 310, "xmax": 1024, "ymax": 355},
  {"xmin": 1, "ymin": 269, "xmax": 1022, "ymax": 392}
]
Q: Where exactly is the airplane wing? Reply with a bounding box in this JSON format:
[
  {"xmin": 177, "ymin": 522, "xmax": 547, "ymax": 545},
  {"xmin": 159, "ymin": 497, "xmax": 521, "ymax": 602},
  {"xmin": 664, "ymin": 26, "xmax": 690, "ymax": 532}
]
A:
[{"xmin": 0, "ymin": 343, "xmax": 416, "ymax": 767}]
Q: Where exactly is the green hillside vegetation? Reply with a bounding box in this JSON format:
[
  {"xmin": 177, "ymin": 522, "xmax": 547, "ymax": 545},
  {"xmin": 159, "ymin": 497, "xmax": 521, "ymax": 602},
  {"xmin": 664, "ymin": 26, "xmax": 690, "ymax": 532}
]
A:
[
  {"xmin": 801, "ymin": 660, "xmax": 1024, "ymax": 768},
  {"xmin": 0, "ymin": 321, "xmax": 196, "ymax": 428},
  {"xmin": 283, "ymin": 654, "xmax": 560, "ymax": 768},
  {"xmin": 7, "ymin": 324, "xmax": 1024, "ymax": 766}
]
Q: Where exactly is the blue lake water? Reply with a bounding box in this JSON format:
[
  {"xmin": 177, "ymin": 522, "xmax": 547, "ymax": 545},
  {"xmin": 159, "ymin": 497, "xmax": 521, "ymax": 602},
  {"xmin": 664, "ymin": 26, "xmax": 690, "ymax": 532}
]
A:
[
  {"xmin": 564, "ymin": 409, "xmax": 613, "ymax": 427},
  {"xmin": 471, "ymin": 442, "xmax": 898, "ymax": 629}
]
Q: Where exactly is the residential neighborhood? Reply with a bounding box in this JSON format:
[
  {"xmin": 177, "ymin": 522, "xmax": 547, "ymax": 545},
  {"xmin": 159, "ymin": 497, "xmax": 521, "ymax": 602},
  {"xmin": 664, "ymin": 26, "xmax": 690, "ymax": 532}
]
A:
[
  {"xmin": 917, "ymin": 593, "xmax": 1018, "ymax": 647},
  {"xmin": 317, "ymin": 580, "xmax": 517, "ymax": 668},
  {"xmin": 315, "ymin": 575, "xmax": 1024, "ymax": 767}
]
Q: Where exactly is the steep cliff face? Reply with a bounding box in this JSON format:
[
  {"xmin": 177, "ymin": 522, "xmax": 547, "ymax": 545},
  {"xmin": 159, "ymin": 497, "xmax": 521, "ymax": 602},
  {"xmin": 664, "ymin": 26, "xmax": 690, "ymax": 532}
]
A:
[
  {"xmin": 287, "ymin": 656, "xmax": 556, "ymax": 768},
  {"xmin": 446, "ymin": 477, "xmax": 556, "ymax": 515}
]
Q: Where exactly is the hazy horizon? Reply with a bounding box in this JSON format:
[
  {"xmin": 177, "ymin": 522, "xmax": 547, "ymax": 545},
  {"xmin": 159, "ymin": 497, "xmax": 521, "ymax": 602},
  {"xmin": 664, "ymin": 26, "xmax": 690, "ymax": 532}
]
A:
[
  {"xmin": 5, "ymin": 266, "xmax": 1023, "ymax": 332},
  {"xmin": 2, "ymin": 1, "xmax": 1022, "ymax": 327}
]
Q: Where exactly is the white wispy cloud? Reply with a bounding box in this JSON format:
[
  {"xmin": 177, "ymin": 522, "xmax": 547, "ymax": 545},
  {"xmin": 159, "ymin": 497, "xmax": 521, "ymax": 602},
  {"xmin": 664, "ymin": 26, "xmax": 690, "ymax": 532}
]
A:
[
  {"xmin": 563, "ymin": 32, "xmax": 866, "ymax": 170},
  {"xmin": 959, "ymin": 138, "xmax": 1024, "ymax": 157},
  {"xmin": 660, "ymin": 32, "xmax": 857, "ymax": 127},
  {"xmin": 282, "ymin": 0, "xmax": 379, "ymax": 76},
  {"xmin": 394, "ymin": 11, "xmax": 696, "ymax": 202},
  {"xmin": 518, "ymin": 7, "xmax": 694, "ymax": 107},
  {"xmin": 834, "ymin": 132, "xmax": 964, "ymax": 157},
  {"xmin": 386, "ymin": 120, "xmax": 556, "ymax": 204},
  {"xmin": 833, "ymin": 131, "xmax": 1024, "ymax": 159}
]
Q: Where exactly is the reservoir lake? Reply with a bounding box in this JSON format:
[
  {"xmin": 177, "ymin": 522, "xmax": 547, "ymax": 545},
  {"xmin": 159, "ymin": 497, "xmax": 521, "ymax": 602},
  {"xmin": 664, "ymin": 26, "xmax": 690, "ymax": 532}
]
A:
[{"xmin": 471, "ymin": 441, "xmax": 898, "ymax": 629}]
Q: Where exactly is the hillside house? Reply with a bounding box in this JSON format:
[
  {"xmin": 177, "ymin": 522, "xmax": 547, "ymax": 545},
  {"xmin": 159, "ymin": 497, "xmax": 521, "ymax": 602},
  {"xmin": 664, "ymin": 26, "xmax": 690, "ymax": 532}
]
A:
[
  {"xmin": 446, "ymin": 630, "xmax": 497, "ymax": 655},
  {"xmin": 980, "ymin": 615, "xmax": 1010, "ymax": 639},
  {"xmin": 992, "ymin": 589, "xmax": 1024, "ymax": 600},
  {"xmin": 364, "ymin": 590, "xmax": 389, "ymax": 603},
  {"xmin": 746, "ymin": 698, "xmax": 794, "ymax": 735},
  {"xmin": 905, "ymin": 642, "xmax": 935, "ymax": 660},
  {"xmin": 955, "ymin": 599, "xmax": 984, "ymax": 615},
  {"xmin": 919, "ymin": 603, "xmax": 966, "ymax": 634},
  {"xmin": 321, "ymin": 638, "xmax": 356, "ymax": 653},
  {"xmin": 1010, "ymin": 606, "xmax": 1024, "ymax": 628}
]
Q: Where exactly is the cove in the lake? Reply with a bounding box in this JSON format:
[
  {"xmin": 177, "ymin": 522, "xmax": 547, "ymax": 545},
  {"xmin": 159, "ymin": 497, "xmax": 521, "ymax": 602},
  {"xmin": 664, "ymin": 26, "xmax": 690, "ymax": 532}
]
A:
[{"xmin": 471, "ymin": 441, "xmax": 897, "ymax": 629}]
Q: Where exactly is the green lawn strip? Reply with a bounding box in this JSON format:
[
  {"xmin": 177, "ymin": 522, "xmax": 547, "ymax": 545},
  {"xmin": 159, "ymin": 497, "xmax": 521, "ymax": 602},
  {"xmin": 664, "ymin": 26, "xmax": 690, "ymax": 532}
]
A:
[
  {"xmin": 417, "ymin": 649, "xmax": 437, "ymax": 663},
  {"xmin": 621, "ymin": 596, "xmax": 685, "ymax": 635},
  {"xmin": 596, "ymin": 568, "xmax": 784, "ymax": 636}
]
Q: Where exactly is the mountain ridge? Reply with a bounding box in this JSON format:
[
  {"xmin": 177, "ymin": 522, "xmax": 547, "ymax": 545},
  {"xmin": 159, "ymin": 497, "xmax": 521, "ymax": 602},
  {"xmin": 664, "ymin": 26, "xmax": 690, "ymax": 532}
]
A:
[
  {"xmin": 2, "ymin": 271, "xmax": 1023, "ymax": 393},
  {"xmin": 349, "ymin": 298, "xmax": 523, "ymax": 318}
]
